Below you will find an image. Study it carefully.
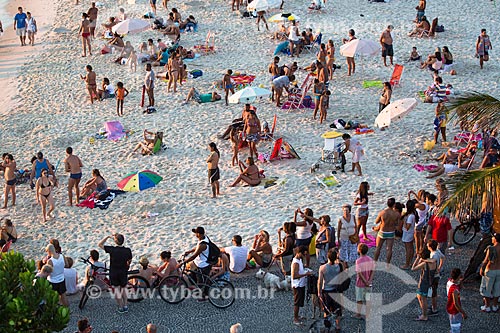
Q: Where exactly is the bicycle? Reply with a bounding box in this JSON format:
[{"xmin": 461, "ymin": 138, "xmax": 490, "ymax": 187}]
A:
[
  {"xmin": 78, "ymin": 257, "xmax": 150, "ymax": 310},
  {"xmin": 453, "ymin": 214, "xmax": 492, "ymax": 246},
  {"xmin": 158, "ymin": 254, "xmax": 235, "ymax": 308}
]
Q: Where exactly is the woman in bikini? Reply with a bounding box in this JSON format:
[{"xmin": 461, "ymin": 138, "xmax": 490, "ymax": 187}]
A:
[
  {"xmin": 81, "ymin": 169, "xmax": 107, "ymax": 198},
  {"xmin": 326, "ymin": 39, "xmax": 336, "ymax": 80},
  {"xmin": 35, "ymin": 168, "xmax": 56, "ymax": 222},
  {"xmin": 230, "ymin": 157, "xmax": 261, "ymax": 187},
  {"xmin": 243, "ymin": 111, "xmax": 261, "ymax": 160},
  {"xmin": 79, "ymin": 13, "xmax": 92, "ymax": 57},
  {"xmin": 317, "ymin": 43, "xmax": 327, "ymax": 67},
  {"xmin": 167, "ymin": 53, "xmax": 180, "ymax": 93}
]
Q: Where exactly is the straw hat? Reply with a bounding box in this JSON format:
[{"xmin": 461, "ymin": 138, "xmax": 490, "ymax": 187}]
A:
[{"xmin": 139, "ymin": 256, "xmax": 149, "ymax": 266}]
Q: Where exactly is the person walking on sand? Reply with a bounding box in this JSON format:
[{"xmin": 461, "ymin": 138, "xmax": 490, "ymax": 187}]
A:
[
  {"xmin": 207, "ymin": 142, "xmax": 220, "ymax": 198},
  {"xmin": 13, "ymin": 7, "xmax": 27, "ymax": 46},
  {"xmin": 114, "ymin": 82, "xmax": 129, "ymax": 117},
  {"xmin": 144, "ymin": 63, "xmax": 155, "ymax": 108},
  {"xmin": 256, "ymin": 10, "xmax": 269, "ymax": 32},
  {"xmin": 80, "ymin": 65, "xmax": 97, "ymax": 104},
  {"xmin": 79, "ymin": 13, "xmax": 92, "ymax": 57},
  {"xmin": 36, "ymin": 168, "xmax": 56, "ymax": 222},
  {"xmin": 476, "ymin": 29, "xmax": 492, "ymax": 70},
  {"xmin": 342, "ymin": 29, "xmax": 356, "ymax": 76},
  {"xmin": 223, "ymin": 69, "xmax": 234, "ymax": 106},
  {"xmin": 2, "ymin": 154, "xmax": 16, "ymax": 209},
  {"xmin": 64, "ymin": 147, "xmax": 83, "ymax": 206},
  {"xmin": 87, "ymin": 2, "xmax": 98, "ymax": 39},
  {"xmin": 373, "ymin": 198, "xmax": 400, "ymax": 267},
  {"xmin": 342, "ymin": 133, "xmax": 365, "ymax": 176},
  {"xmin": 99, "ymin": 233, "xmax": 133, "ymax": 313},
  {"xmin": 25, "ymin": 12, "xmax": 37, "ymax": 46},
  {"xmin": 380, "ymin": 25, "xmax": 394, "ymax": 66},
  {"xmin": 150, "ymin": 0, "xmax": 157, "ymax": 16}
]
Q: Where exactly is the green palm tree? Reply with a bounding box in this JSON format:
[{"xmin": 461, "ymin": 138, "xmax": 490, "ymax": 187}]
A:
[{"xmin": 439, "ymin": 92, "xmax": 500, "ymax": 217}]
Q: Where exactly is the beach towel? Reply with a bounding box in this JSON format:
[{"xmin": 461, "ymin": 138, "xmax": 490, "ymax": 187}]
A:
[
  {"xmin": 105, "ymin": 121, "xmax": 125, "ymax": 141},
  {"xmin": 362, "ymin": 80, "xmax": 383, "ymax": 89},
  {"xmin": 417, "ymin": 91, "xmax": 426, "ymax": 101},
  {"xmin": 183, "ymin": 53, "xmax": 201, "ymax": 62},
  {"xmin": 413, "ymin": 164, "xmax": 438, "ymax": 172},
  {"xmin": 359, "ymin": 234, "xmax": 376, "ymax": 248},
  {"xmin": 354, "ymin": 128, "xmax": 374, "ymax": 135},
  {"xmin": 256, "ymin": 176, "xmax": 287, "ymax": 188},
  {"xmin": 274, "ymin": 41, "xmax": 289, "ymax": 56},
  {"xmin": 77, "ymin": 190, "xmax": 125, "ymax": 210},
  {"xmin": 316, "ymin": 175, "xmax": 340, "ymax": 188},
  {"xmin": 231, "ymin": 74, "xmax": 256, "ymax": 90}
]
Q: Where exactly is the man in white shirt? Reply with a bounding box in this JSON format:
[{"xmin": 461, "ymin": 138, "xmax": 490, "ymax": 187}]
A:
[
  {"xmin": 221, "ymin": 235, "xmax": 248, "ymax": 274},
  {"xmin": 144, "ymin": 63, "xmax": 155, "ymax": 108}
]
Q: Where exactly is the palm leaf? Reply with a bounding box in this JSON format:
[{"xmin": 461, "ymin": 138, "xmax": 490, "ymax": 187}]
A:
[
  {"xmin": 446, "ymin": 92, "xmax": 500, "ymax": 131},
  {"xmin": 440, "ymin": 166, "xmax": 500, "ymax": 218}
]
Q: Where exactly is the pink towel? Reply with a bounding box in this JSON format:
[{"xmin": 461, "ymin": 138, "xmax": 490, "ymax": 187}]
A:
[
  {"xmin": 413, "ymin": 164, "xmax": 438, "ymax": 172},
  {"xmin": 359, "ymin": 234, "xmax": 377, "ymax": 248}
]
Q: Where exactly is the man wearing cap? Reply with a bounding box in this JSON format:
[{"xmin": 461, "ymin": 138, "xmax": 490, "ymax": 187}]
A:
[
  {"xmin": 380, "ymin": 25, "xmax": 394, "ymax": 67},
  {"xmin": 99, "ymin": 233, "xmax": 133, "ymax": 313},
  {"xmin": 180, "ymin": 227, "xmax": 211, "ymax": 298}
]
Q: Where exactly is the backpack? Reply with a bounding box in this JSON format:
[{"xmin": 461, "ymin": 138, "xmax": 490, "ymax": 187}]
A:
[
  {"xmin": 190, "ymin": 69, "xmax": 203, "ymax": 78},
  {"xmin": 307, "ymin": 274, "xmax": 318, "ymax": 295},
  {"xmin": 334, "ymin": 263, "xmax": 351, "ymax": 292},
  {"xmin": 202, "ymin": 237, "xmax": 221, "ymax": 265},
  {"xmin": 327, "ymin": 226, "xmax": 336, "ymax": 249}
]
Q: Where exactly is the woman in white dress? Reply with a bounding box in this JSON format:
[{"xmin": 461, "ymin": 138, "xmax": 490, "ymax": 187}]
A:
[{"xmin": 26, "ymin": 12, "xmax": 37, "ymax": 46}]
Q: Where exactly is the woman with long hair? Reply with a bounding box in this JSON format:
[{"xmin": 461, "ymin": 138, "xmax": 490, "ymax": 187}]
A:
[
  {"xmin": 354, "ymin": 182, "xmax": 372, "ymax": 240},
  {"xmin": 401, "ymin": 200, "xmax": 418, "ymax": 269},
  {"xmin": 81, "ymin": 169, "xmax": 107, "ymax": 198},
  {"xmin": 35, "ymin": 168, "xmax": 56, "ymax": 222},
  {"xmin": 230, "ymin": 157, "xmax": 261, "ymax": 187},
  {"xmin": 207, "ymin": 142, "xmax": 220, "ymax": 198}
]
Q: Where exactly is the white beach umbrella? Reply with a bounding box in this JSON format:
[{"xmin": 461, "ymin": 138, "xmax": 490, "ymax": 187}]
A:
[
  {"xmin": 228, "ymin": 86, "xmax": 272, "ymax": 104},
  {"xmin": 247, "ymin": 0, "xmax": 281, "ymax": 12},
  {"xmin": 339, "ymin": 39, "xmax": 380, "ymax": 57},
  {"xmin": 112, "ymin": 19, "xmax": 150, "ymax": 35},
  {"xmin": 374, "ymin": 98, "xmax": 418, "ymax": 128}
]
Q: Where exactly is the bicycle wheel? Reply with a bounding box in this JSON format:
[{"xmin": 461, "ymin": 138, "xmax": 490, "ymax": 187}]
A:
[
  {"xmin": 158, "ymin": 275, "xmax": 188, "ymax": 304},
  {"xmin": 79, "ymin": 280, "xmax": 93, "ymax": 310},
  {"xmin": 453, "ymin": 223, "xmax": 476, "ymax": 246},
  {"xmin": 208, "ymin": 279, "xmax": 235, "ymax": 309},
  {"xmin": 126, "ymin": 275, "xmax": 150, "ymax": 303}
]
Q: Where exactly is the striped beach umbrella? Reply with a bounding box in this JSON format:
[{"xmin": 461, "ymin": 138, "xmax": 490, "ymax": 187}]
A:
[{"xmin": 117, "ymin": 170, "xmax": 162, "ymax": 192}]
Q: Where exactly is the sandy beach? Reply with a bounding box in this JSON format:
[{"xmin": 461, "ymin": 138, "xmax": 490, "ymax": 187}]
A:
[{"xmin": 1, "ymin": 0, "xmax": 500, "ymax": 331}]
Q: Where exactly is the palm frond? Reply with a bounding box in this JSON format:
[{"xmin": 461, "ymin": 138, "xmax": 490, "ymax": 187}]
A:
[
  {"xmin": 440, "ymin": 166, "xmax": 500, "ymax": 218},
  {"xmin": 446, "ymin": 92, "xmax": 500, "ymax": 131}
]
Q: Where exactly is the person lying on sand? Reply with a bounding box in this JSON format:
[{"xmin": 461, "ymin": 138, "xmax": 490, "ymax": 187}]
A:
[
  {"xmin": 426, "ymin": 150, "xmax": 474, "ymax": 178},
  {"xmin": 182, "ymin": 87, "xmax": 221, "ymax": 104},
  {"xmin": 230, "ymin": 157, "xmax": 261, "ymax": 187}
]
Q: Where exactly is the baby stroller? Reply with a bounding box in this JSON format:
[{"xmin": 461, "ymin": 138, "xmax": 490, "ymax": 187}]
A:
[{"xmin": 310, "ymin": 132, "xmax": 346, "ymax": 173}]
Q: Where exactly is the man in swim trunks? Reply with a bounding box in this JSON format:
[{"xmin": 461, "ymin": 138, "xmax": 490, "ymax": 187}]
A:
[
  {"xmin": 78, "ymin": 13, "xmax": 92, "ymax": 57},
  {"xmin": 223, "ymin": 69, "xmax": 234, "ymax": 106},
  {"xmin": 64, "ymin": 147, "xmax": 83, "ymax": 206},
  {"xmin": 87, "ymin": 3, "xmax": 98, "ymax": 39},
  {"xmin": 380, "ymin": 25, "xmax": 394, "ymax": 66},
  {"xmin": 150, "ymin": 0, "xmax": 157, "ymax": 16},
  {"xmin": 2, "ymin": 154, "xmax": 16, "ymax": 209},
  {"xmin": 373, "ymin": 198, "xmax": 400, "ymax": 267},
  {"xmin": 184, "ymin": 87, "xmax": 221, "ymax": 104},
  {"xmin": 80, "ymin": 65, "xmax": 97, "ymax": 104}
]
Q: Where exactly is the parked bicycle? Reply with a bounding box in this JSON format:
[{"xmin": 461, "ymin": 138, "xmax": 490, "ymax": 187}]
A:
[
  {"xmin": 453, "ymin": 214, "xmax": 492, "ymax": 246},
  {"xmin": 158, "ymin": 254, "xmax": 235, "ymax": 308},
  {"xmin": 78, "ymin": 257, "xmax": 150, "ymax": 310}
]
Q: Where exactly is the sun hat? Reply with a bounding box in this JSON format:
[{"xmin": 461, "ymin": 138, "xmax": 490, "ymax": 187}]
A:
[{"xmin": 139, "ymin": 256, "xmax": 149, "ymax": 266}]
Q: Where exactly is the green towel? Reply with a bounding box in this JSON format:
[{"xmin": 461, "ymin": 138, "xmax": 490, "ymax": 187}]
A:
[
  {"xmin": 362, "ymin": 80, "xmax": 383, "ymax": 89},
  {"xmin": 417, "ymin": 91, "xmax": 426, "ymax": 101},
  {"xmin": 152, "ymin": 139, "xmax": 162, "ymax": 154}
]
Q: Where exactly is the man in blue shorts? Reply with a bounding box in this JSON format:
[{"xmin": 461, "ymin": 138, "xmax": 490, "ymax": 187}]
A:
[{"xmin": 14, "ymin": 7, "xmax": 27, "ymax": 46}]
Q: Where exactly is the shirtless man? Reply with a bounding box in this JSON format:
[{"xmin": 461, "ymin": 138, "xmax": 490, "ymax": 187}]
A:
[
  {"xmin": 78, "ymin": 13, "xmax": 92, "ymax": 57},
  {"xmin": 64, "ymin": 147, "xmax": 83, "ymax": 206},
  {"xmin": 223, "ymin": 69, "xmax": 234, "ymax": 106},
  {"xmin": 80, "ymin": 65, "xmax": 97, "ymax": 104},
  {"xmin": 87, "ymin": 3, "xmax": 98, "ymax": 39},
  {"xmin": 373, "ymin": 198, "xmax": 400, "ymax": 267},
  {"xmin": 167, "ymin": 54, "xmax": 180, "ymax": 93},
  {"xmin": 415, "ymin": 0, "xmax": 426, "ymax": 22},
  {"xmin": 380, "ymin": 25, "xmax": 394, "ymax": 66},
  {"xmin": 2, "ymin": 154, "xmax": 16, "ymax": 209},
  {"xmin": 269, "ymin": 57, "xmax": 281, "ymax": 101},
  {"xmin": 317, "ymin": 61, "xmax": 328, "ymax": 85}
]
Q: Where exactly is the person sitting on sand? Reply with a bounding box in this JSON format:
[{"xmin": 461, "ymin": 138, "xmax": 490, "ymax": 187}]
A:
[
  {"xmin": 1, "ymin": 218, "xmax": 17, "ymax": 243},
  {"xmin": 211, "ymin": 253, "xmax": 230, "ymax": 281},
  {"xmin": 183, "ymin": 87, "xmax": 221, "ymax": 104},
  {"xmin": 480, "ymin": 147, "xmax": 500, "ymax": 169},
  {"xmin": 108, "ymin": 32, "xmax": 125, "ymax": 50},
  {"xmin": 247, "ymin": 230, "xmax": 273, "ymax": 268},
  {"xmin": 101, "ymin": 17, "xmax": 117, "ymax": 34},
  {"xmin": 96, "ymin": 78, "xmax": 115, "ymax": 101},
  {"xmin": 137, "ymin": 256, "xmax": 156, "ymax": 283},
  {"xmin": 131, "ymin": 130, "xmax": 163, "ymax": 156},
  {"xmin": 115, "ymin": 41, "xmax": 134, "ymax": 63},
  {"xmin": 163, "ymin": 25, "xmax": 180, "ymax": 43},
  {"xmin": 272, "ymin": 24, "xmax": 288, "ymax": 40},
  {"xmin": 179, "ymin": 15, "xmax": 197, "ymax": 31},
  {"xmin": 81, "ymin": 169, "xmax": 107, "ymax": 198},
  {"xmin": 155, "ymin": 251, "xmax": 179, "ymax": 278},
  {"xmin": 230, "ymin": 157, "xmax": 261, "ymax": 187},
  {"xmin": 408, "ymin": 15, "xmax": 430, "ymax": 37},
  {"xmin": 409, "ymin": 46, "xmax": 421, "ymax": 61},
  {"xmin": 421, "ymin": 50, "xmax": 443, "ymax": 72}
]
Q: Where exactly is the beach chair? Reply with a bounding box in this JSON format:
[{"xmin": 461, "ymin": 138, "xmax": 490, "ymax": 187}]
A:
[
  {"xmin": 194, "ymin": 31, "xmax": 215, "ymax": 54},
  {"xmin": 389, "ymin": 64, "xmax": 404, "ymax": 87},
  {"xmin": 304, "ymin": 33, "xmax": 322, "ymax": 54},
  {"xmin": 420, "ymin": 18, "xmax": 438, "ymax": 38},
  {"xmin": 285, "ymin": 74, "xmax": 314, "ymax": 109}
]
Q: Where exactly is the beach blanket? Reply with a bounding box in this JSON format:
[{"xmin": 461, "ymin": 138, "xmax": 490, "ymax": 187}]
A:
[
  {"xmin": 77, "ymin": 190, "xmax": 125, "ymax": 210},
  {"xmin": 359, "ymin": 234, "xmax": 376, "ymax": 248},
  {"xmin": 316, "ymin": 175, "xmax": 340, "ymax": 188},
  {"xmin": 413, "ymin": 164, "xmax": 438, "ymax": 172},
  {"xmin": 362, "ymin": 80, "xmax": 383, "ymax": 89},
  {"xmin": 183, "ymin": 53, "xmax": 201, "ymax": 62},
  {"xmin": 417, "ymin": 91, "xmax": 426, "ymax": 101},
  {"xmin": 355, "ymin": 128, "xmax": 374, "ymax": 135},
  {"xmin": 256, "ymin": 176, "xmax": 287, "ymax": 188}
]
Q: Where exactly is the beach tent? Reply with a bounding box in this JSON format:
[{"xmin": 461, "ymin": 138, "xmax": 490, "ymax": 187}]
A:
[{"xmin": 104, "ymin": 121, "xmax": 125, "ymax": 141}]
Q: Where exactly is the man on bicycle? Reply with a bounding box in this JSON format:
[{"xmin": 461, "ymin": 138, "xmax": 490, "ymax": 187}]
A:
[
  {"xmin": 99, "ymin": 233, "xmax": 132, "ymax": 313},
  {"xmin": 179, "ymin": 226, "xmax": 211, "ymax": 300}
]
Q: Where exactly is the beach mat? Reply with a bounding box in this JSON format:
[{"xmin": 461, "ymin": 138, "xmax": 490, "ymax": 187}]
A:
[
  {"xmin": 359, "ymin": 234, "xmax": 376, "ymax": 248},
  {"xmin": 362, "ymin": 80, "xmax": 383, "ymax": 89}
]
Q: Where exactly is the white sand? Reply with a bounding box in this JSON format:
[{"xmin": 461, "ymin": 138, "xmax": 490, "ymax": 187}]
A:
[{"xmin": 1, "ymin": 0, "xmax": 499, "ymax": 272}]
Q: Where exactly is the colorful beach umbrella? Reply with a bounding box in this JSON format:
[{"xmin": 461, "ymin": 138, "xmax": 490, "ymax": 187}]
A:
[{"xmin": 117, "ymin": 170, "xmax": 162, "ymax": 192}]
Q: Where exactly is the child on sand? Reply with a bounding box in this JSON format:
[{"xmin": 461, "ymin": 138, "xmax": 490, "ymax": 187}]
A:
[
  {"xmin": 127, "ymin": 49, "xmax": 138, "ymax": 72},
  {"xmin": 409, "ymin": 46, "xmax": 421, "ymax": 61},
  {"xmin": 319, "ymin": 90, "xmax": 330, "ymax": 124},
  {"xmin": 114, "ymin": 82, "xmax": 129, "ymax": 117},
  {"xmin": 229, "ymin": 127, "xmax": 239, "ymax": 167}
]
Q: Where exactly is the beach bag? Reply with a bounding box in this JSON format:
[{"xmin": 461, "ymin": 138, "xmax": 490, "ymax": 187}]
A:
[
  {"xmin": 190, "ymin": 69, "xmax": 203, "ymax": 78},
  {"xmin": 202, "ymin": 237, "xmax": 221, "ymax": 265},
  {"xmin": 307, "ymin": 274, "xmax": 318, "ymax": 295},
  {"xmin": 436, "ymin": 25, "xmax": 445, "ymax": 33}
]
